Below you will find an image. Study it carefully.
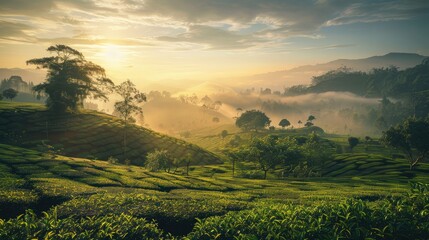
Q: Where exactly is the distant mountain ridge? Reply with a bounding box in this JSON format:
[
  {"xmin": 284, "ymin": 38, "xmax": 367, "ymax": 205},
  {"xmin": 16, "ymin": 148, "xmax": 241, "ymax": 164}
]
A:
[{"xmin": 236, "ymin": 52, "xmax": 428, "ymax": 89}]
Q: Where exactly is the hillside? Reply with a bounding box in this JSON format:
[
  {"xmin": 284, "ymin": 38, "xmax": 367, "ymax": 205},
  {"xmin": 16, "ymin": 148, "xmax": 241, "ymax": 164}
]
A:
[
  {"xmin": 0, "ymin": 102, "xmax": 221, "ymax": 165},
  {"xmin": 233, "ymin": 52, "xmax": 427, "ymax": 89}
]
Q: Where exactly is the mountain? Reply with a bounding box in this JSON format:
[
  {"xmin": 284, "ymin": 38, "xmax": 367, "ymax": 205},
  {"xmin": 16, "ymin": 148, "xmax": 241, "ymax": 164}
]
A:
[{"xmin": 232, "ymin": 52, "xmax": 428, "ymax": 90}]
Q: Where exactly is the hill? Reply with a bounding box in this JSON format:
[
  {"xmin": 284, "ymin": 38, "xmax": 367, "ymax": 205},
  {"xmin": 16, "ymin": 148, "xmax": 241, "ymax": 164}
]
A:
[
  {"xmin": 232, "ymin": 52, "xmax": 427, "ymax": 89},
  {"xmin": 0, "ymin": 102, "xmax": 221, "ymax": 165}
]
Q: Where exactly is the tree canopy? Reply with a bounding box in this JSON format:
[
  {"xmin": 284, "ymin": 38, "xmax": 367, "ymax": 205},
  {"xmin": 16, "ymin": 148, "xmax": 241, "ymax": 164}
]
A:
[
  {"xmin": 278, "ymin": 118, "xmax": 291, "ymax": 129},
  {"xmin": 348, "ymin": 137, "xmax": 359, "ymax": 151},
  {"xmin": 27, "ymin": 45, "xmax": 113, "ymax": 112},
  {"xmin": 2, "ymin": 88, "xmax": 18, "ymax": 100},
  {"xmin": 381, "ymin": 117, "xmax": 429, "ymax": 169},
  {"xmin": 114, "ymin": 80, "xmax": 146, "ymax": 124},
  {"xmin": 235, "ymin": 110, "xmax": 271, "ymax": 132}
]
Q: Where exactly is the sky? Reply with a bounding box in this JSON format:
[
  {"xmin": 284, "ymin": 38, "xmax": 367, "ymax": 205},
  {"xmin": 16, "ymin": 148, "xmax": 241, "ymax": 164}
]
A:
[{"xmin": 0, "ymin": 0, "xmax": 428, "ymax": 90}]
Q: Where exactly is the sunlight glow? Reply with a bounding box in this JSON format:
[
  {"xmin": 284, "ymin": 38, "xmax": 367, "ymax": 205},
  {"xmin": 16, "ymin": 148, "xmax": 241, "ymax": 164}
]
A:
[{"xmin": 97, "ymin": 45, "xmax": 126, "ymax": 67}]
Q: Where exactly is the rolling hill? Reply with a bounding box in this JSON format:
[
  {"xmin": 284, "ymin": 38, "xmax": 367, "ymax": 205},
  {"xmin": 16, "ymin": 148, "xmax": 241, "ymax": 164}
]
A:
[{"xmin": 0, "ymin": 102, "xmax": 221, "ymax": 165}]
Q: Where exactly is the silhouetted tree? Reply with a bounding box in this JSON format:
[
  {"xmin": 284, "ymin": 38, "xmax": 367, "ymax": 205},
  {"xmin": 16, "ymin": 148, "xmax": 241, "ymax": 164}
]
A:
[
  {"xmin": 220, "ymin": 130, "xmax": 228, "ymax": 139},
  {"xmin": 236, "ymin": 110, "xmax": 271, "ymax": 132},
  {"xmin": 27, "ymin": 45, "xmax": 113, "ymax": 112},
  {"xmin": 114, "ymin": 80, "xmax": 146, "ymax": 160},
  {"xmin": 307, "ymin": 115, "xmax": 316, "ymax": 122},
  {"xmin": 348, "ymin": 137, "xmax": 359, "ymax": 152},
  {"xmin": 279, "ymin": 118, "xmax": 291, "ymax": 129},
  {"xmin": 304, "ymin": 121, "xmax": 314, "ymax": 127},
  {"xmin": 381, "ymin": 117, "xmax": 429, "ymax": 169},
  {"xmin": 2, "ymin": 88, "xmax": 18, "ymax": 101}
]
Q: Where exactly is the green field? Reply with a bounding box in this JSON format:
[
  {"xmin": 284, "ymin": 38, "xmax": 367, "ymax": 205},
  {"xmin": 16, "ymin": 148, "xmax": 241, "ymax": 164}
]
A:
[{"xmin": 1, "ymin": 102, "xmax": 429, "ymax": 239}]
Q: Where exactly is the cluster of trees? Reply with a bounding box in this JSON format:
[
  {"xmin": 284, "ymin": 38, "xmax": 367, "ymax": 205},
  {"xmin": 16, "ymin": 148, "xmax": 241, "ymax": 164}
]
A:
[
  {"xmin": 225, "ymin": 133, "xmax": 333, "ymax": 179},
  {"xmin": 235, "ymin": 109, "xmax": 317, "ymax": 132},
  {"xmin": 144, "ymin": 150, "xmax": 192, "ymax": 175},
  {"xmin": 381, "ymin": 117, "xmax": 429, "ymax": 170}
]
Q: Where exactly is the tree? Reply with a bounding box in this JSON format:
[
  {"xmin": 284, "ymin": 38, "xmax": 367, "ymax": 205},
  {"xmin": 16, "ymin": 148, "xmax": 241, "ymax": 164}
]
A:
[
  {"xmin": 348, "ymin": 137, "xmax": 359, "ymax": 152},
  {"xmin": 307, "ymin": 115, "xmax": 316, "ymax": 122},
  {"xmin": 304, "ymin": 121, "xmax": 314, "ymax": 127},
  {"xmin": 145, "ymin": 150, "xmax": 172, "ymax": 172},
  {"xmin": 220, "ymin": 130, "xmax": 228, "ymax": 139},
  {"xmin": 278, "ymin": 118, "xmax": 291, "ymax": 129},
  {"xmin": 235, "ymin": 110, "xmax": 271, "ymax": 132},
  {"xmin": 298, "ymin": 120, "xmax": 302, "ymax": 126},
  {"xmin": 381, "ymin": 117, "xmax": 429, "ymax": 169},
  {"xmin": 27, "ymin": 45, "xmax": 113, "ymax": 112},
  {"xmin": 2, "ymin": 88, "xmax": 18, "ymax": 101},
  {"xmin": 302, "ymin": 133, "xmax": 332, "ymax": 169},
  {"xmin": 0, "ymin": 93, "xmax": 3, "ymax": 101},
  {"xmin": 246, "ymin": 135, "xmax": 298, "ymax": 179},
  {"xmin": 224, "ymin": 147, "xmax": 248, "ymax": 177},
  {"xmin": 114, "ymin": 80, "xmax": 146, "ymax": 160}
]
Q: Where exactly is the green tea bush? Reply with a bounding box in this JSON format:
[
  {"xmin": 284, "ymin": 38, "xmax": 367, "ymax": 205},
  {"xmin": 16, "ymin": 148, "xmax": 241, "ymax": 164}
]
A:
[
  {"xmin": 0, "ymin": 209, "xmax": 166, "ymax": 240},
  {"xmin": 188, "ymin": 182, "xmax": 429, "ymax": 240}
]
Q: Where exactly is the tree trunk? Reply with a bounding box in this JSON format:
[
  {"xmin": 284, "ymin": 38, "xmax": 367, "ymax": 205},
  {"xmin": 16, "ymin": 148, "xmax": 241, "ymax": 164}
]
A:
[
  {"xmin": 186, "ymin": 162, "xmax": 190, "ymax": 176},
  {"xmin": 263, "ymin": 169, "xmax": 268, "ymax": 179},
  {"xmin": 123, "ymin": 122, "xmax": 127, "ymax": 160}
]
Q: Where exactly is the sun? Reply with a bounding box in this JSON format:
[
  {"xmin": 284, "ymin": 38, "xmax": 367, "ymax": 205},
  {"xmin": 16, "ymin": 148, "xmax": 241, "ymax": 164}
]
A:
[{"xmin": 98, "ymin": 45, "xmax": 126, "ymax": 67}]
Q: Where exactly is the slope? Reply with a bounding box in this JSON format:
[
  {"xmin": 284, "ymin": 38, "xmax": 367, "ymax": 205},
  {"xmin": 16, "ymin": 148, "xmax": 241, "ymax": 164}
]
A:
[{"xmin": 0, "ymin": 102, "xmax": 221, "ymax": 165}]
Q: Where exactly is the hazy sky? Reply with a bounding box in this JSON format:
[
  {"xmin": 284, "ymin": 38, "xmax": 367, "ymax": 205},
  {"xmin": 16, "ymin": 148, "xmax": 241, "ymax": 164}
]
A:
[{"xmin": 0, "ymin": 0, "xmax": 428, "ymax": 89}]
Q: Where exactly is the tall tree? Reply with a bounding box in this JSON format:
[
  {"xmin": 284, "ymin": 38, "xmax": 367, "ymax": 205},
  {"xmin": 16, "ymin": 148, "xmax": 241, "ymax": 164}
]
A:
[
  {"xmin": 307, "ymin": 115, "xmax": 316, "ymax": 122},
  {"xmin": 114, "ymin": 80, "xmax": 146, "ymax": 160},
  {"xmin": 27, "ymin": 45, "xmax": 113, "ymax": 112},
  {"xmin": 2, "ymin": 88, "xmax": 18, "ymax": 101},
  {"xmin": 381, "ymin": 117, "xmax": 429, "ymax": 169},
  {"xmin": 235, "ymin": 110, "xmax": 271, "ymax": 132}
]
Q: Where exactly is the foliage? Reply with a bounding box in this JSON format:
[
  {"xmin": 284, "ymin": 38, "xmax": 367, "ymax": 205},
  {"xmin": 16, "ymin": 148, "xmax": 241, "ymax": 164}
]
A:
[
  {"xmin": 0, "ymin": 210, "xmax": 166, "ymax": 239},
  {"xmin": 381, "ymin": 117, "xmax": 429, "ymax": 169},
  {"xmin": 189, "ymin": 182, "xmax": 429, "ymax": 240},
  {"xmin": 145, "ymin": 150, "xmax": 173, "ymax": 172},
  {"xmin": 114, "ymin": 79, "xmax": 146, "ymax": 159},
  {"xmin": 304, "ymin": 121, "xmax": 314, "ymax": 127},
  {"xmin": 278, "ymin": 118, "xmax": 291, "ymax": 129},
  {"xmin": 114, "ymin": 79, "xmax": 146, "ymax": 124},
  {"xmin": 2, "ymin": 88, "xmax": 18, "ymax": 100},
  {"xmin": 235, "ymin": 110, "xmax": 271, "ymax": 132},
  {"xmin": 27, "ymin": 45, "xmax": 113, "ymax": 112},
  {"xmin": 307, "ymin": 115, "xmax": 316, "ymax": 122},
  {"xmin": 302, "ymin": 133, "xmax": 333, "ymax": 168},
  {"xmin": 348, "ymin": 136, "xmax": 360, "ymax": 151},
  {"xmin": 245, "ymin": 135, "xmax": 300, "ymax": 179}
]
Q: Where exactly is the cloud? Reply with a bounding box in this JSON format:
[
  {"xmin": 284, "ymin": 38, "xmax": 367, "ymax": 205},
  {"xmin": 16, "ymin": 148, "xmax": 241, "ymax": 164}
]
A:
[
  {"xmin": 326, "ymin": 0, "xmax": 429, "ymax": 25},
  {"xmin": 37, "ymin": 35, "xmax": 155, "ymax": 46},
  {"xmin": 157, "ymin": 25, "xmax": 261, "ymax": 50},
  {"xmin": 0, "ymin": 0, "xmax": 428, "ymax": 49}
]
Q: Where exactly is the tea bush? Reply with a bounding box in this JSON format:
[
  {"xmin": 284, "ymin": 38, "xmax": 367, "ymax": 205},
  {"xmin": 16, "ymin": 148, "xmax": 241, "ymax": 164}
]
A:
[{"xmin": 188, "ymin": 182, "xmax": 429, "ymax": 240}]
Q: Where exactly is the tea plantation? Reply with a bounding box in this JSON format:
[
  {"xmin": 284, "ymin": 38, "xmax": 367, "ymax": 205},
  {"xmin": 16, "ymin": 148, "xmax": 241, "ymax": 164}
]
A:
[{"xmin": 1, "ymin": 102, "xmax": 429, "ymax": 239}]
